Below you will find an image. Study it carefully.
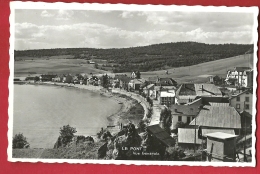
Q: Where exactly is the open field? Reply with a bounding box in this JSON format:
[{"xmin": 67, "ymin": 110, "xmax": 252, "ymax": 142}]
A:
[
  {"xmin": 14, "ymin": 54, "xmax": 254, "ymax": 84},
  {"xmin": 140, "ymin": 53, "xmax": 254, "ymax": 83},
  {"xmin": 14, "ymin": 58, "xmax": 107, "ymax": 77}
]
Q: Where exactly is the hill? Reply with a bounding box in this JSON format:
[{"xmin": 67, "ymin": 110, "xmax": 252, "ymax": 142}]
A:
[{"xmin": 14, "ymin": 42, "xmax": 253, "ymax": 72}]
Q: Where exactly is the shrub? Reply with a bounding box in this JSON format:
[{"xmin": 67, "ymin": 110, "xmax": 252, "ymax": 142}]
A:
[{"xmin": 13, "ymin": 133, "xmax": 30, "ymax": 149}]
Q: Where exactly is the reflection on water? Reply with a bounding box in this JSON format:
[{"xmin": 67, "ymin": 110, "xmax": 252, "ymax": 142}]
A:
[{"xmin": 13, "ymin": 84, "xmax": 120, "ymax": 148}]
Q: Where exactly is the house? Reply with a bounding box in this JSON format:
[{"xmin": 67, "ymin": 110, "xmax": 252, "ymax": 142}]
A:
[
  {"xmin": 128, "ymin": 79, "xmax": 145, "ymax": 90},
  {"xmin": 175, "ymin": 84, "xmax": 197, "ymax": 104},
  {"xmin": 143, "ymin": 84, "xmax": 155, "ymax": 98},
  {"xmin": 62, "ymin": 74, "xmax": 73, "ymax": 83},
  {"xmin": 229, "ymin": 89, "xmax": 253, "ymax": 115},
  {"xmin": 131, "ymin": 72, "xmax": 136, "ymax": 79},
  {"xmin": 209, "ymin": 75, "xmax": 224, "ymax": 85},
  {"xmin": 158, "ymin": 90, "xmax": 175, "ymax": 106},
  {"xmin": 52, "ymin": 76, "xmax": 62, "ymax": 82},
  {"xmin": 170, "ymin": 98, "xmax": 202, "ymax": 129},
  {"xmin": 156, "ymin": 78, "xmax": 177, "ymax": 87},
  {"xmin": 189, "ymin": 105, "xmax": 241, "ymax": 134},
  {"xmin": 39, "ymin": 74, "xmax": 57, "ymax": 82},
  {"xmin": 114, "ymin": 74, "xmax": 131, "ymax": 89},
  {"xmin": 175, "ymin": 83, "xmax": 223, "ymax": 104},
  {"xmin": 225, "ymin": 67, "xmax": 253, "ymax": 87}
]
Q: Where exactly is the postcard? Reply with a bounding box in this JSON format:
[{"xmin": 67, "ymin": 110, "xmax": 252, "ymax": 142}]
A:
[{"xmin": 8, "ymin": 1, "xmax": 258, "ymax": 166}]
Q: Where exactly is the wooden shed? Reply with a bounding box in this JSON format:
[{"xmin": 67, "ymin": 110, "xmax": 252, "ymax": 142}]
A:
[{"xmin": 205, "ymin": 132, "xmax": 238, "ymax": 162}]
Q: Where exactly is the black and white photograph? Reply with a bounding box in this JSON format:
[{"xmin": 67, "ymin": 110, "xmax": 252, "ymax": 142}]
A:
[{"xmin": 9, "ymin": 2, "xmax": 258, "ymax": 166}]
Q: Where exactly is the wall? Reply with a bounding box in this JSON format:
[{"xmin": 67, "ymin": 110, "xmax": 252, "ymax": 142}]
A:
[{"xmin": 230, "ymin": 92, "xmax": 253, "ymax": 115}]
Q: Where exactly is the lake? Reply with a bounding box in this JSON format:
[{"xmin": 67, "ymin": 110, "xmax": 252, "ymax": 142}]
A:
[{"xmin": 13, "ymin": 84, "xmax": 121, "ymax": 148}]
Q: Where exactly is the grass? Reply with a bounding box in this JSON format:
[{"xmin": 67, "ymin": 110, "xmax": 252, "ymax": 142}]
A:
[
  {"xmin": 12, "ymin": 141, "xmax": 105, "ymax": 159},
  {"xmin": 14, "ymin": 58, "xmax": 107, "ymax": 77},
  {"xmin": 14, "ymin": 53, "xmax": 254, "ymax": 84}
]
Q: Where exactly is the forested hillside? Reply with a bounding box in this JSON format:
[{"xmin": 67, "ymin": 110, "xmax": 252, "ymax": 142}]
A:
[{"xmin": 14, "ymin": 42, "xmax": 253, "ymax": 72}]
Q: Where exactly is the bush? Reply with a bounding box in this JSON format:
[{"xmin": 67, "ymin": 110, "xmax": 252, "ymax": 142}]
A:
[
  {"xmin": 59, "ymin": 125, "xmax": 77, "ymax": 146},
  {"xmin": 13, "ymin": 133, "xmax": 30, "ymax": 149}
]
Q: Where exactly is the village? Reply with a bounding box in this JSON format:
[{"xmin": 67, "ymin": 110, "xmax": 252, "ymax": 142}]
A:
[{"xmin": 15, "ymin": 64, "xmax": 254, "ymax": 162}]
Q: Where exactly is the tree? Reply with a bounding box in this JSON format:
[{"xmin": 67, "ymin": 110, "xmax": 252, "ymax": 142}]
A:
[
  {"xmin": 175, "ymin": 121, "xmax": 186, "ymax": 131},
  {"xmin": 159, "ymin": 107, "xmax": 172, "ymax": 134},
  {"xmin": 136, "ymin": 71, "xmax": 141, "ymax": 79},
  {"xmin": 102, "ymin": 74, "xmax": 109, "ymax": 89},
  {"xmin": 13, "ymin": 133, "xmax": 30, "ymax": 149},
  {"xmin": 59, "ymin": 125, "xmax": 77, "ymax": 146}
]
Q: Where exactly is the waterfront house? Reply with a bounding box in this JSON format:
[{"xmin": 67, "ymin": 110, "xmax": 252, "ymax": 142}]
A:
[
  {"xmin": 63, "ymin": 74, "xmax": 73, "ymax": 83},
  {"xmin": 39, "ymin": 74, "xmax": 57, "ymax": 82},
  {"xmin": 229, "ymin": 89, "xmax": 253, "ymax": 115},
  {"xmin": 128, "ymin": 78, "xmax": 145, "ymax": 90},
  {"xmin": 114, "ymin": 74, "xmax": 131, "ymax": 89},
  {"xmin": 52, "ymin": 76, "xmax": 62, "ymax": 82},
  {"xmin": 189, "ymin": 105, "xmax": 241, "ymax": 135}
]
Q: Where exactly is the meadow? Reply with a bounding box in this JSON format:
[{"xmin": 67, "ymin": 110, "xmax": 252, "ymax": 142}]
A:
[{"xmin": 14, "ymin": 53, "xmax": 254, "ymax": 84}]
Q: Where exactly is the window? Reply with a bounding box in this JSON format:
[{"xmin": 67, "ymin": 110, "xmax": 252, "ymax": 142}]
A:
[
  {"xmin": 178, "ymin": 116, "xmax": 182, "ymax": 122},
  {"xmin": 245, "ymin": 104, "xmax": 249, "ymax": 110},
  {"xmin": 236, "ymin": 104, "xmax": 240, "ymax": 109},
  {"xmin": 246, "ymin": 97, "xmax": 249, "ymax": 102},
  {"xmin": 187, "ymin": 117, "xmax": 191, "ymax": 123},
  {"xmin": 236, "ymin": 96, "xmax": 240, "ymax": 102}
]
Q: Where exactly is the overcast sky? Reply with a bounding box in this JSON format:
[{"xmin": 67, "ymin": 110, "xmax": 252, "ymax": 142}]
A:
[{"xmin": 14, "ymin": 9, "xmax": 255, "ymax": 50}]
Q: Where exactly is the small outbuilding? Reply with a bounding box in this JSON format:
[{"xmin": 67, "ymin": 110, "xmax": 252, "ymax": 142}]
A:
[{"xmin": 205, "ymin": 132, "xmax": 238, "ymax": 162}]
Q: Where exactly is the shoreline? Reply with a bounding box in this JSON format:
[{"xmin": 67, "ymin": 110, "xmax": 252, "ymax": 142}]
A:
[{"xmin": 14, "ymin": 81, "xmax": 149, "ymax": 136}]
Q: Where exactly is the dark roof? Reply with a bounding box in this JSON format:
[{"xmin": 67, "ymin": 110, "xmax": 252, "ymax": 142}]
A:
[
  {"xmin": 170, "ymin": 99, "xmax": 201, "ymax": 116},
  {"xmin": 229, "ymin": 89, "xmax": 253, "ymax": 100},
  {"xmin": 143, "ymin": 84, "xmax": 155, "ymax": 90},
  {"xmin": 157, "ymin": 78, "xmax": 177, "ymax": 86},
  {"xmin": 189, "ymin": 105, "xmax": 241, "ymax": 129},
  {"xmin": 146, "ymin": 124, "xmax": 175, "ymax": 147},
  {"xmin": 176, "ymin": 84, "xmax": 196, "ymax": 97},
  {"xmin": 194, "ymin": 84, "xmax": 222, "ymax": 97},
  {"xmin": 115, "ymin": 75, "xmax": 131, "ymax": 83},
  {"xmin": 240, "ymin": 110, "xmax": 252, "ymax": 118}
]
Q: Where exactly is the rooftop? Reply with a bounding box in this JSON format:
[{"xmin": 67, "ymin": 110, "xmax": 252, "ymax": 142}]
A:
[
  {"xmin": 194, "ymin": 84, "xmax": 222, "ymax": 97},
  {"xmin": 205, "ymin": 132, "xmax": 238, "ymax": 140},
  {"xmin": 189, "ymin": 105, "xmax": 241, "ymax": 129},
  {"xmin": 160, "ymin": 91, "xmax": 175, "ymax": 97},
  {"xmin": 146, "ymin": 124, "xmax": 175, "ymax": 147}
]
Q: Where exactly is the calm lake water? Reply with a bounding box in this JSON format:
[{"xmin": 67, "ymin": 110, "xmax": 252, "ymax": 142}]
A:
[{"xmin": 13, "ymin": 84, "xmax": 121, "ymax": 148}]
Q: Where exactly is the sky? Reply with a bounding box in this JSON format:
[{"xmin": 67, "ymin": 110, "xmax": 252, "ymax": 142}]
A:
[{"xmin": 14, "ymin": 9, "xmax": 255, "ymax": 50}]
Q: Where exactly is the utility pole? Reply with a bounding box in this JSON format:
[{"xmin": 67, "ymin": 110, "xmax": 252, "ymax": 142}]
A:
[
  {"xmin": 244, "ymin": 101, "xmax": 247, "ymax": 162},
  {"xmin": 194, "ymin": 116, "xmax": 196, "ymax": 153}
]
